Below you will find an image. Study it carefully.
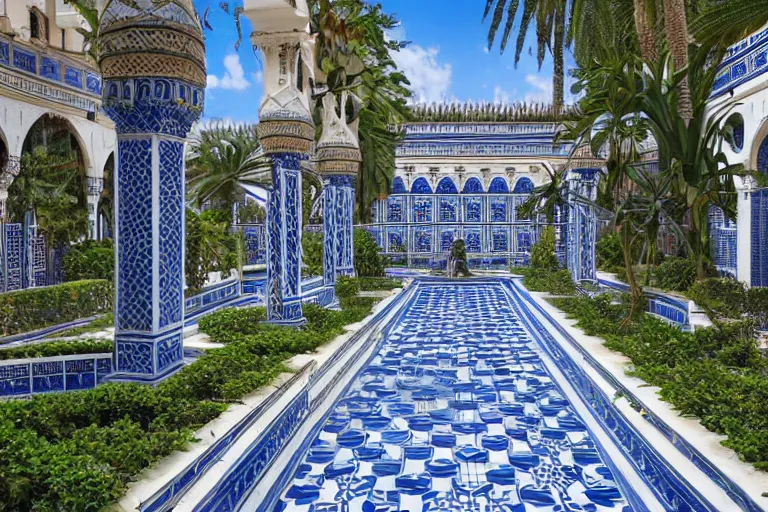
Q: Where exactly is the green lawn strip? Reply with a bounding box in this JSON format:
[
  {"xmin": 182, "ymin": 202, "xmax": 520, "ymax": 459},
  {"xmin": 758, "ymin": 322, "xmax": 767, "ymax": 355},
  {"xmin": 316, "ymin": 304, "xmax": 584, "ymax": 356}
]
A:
[
  {"xmin": 0, "ymin": 300, "xmax": 378, "ymax": 510},
  {"xmin": 548, "ymin": 294, "xmax": 768, "ymax": 471},
  {"xmin": 45, "ymin": 313, "xmax": 115, "ymax": 339},
  {"xmin": 0, "ymin": 339, "xmax": 113, "ymax": 360}
]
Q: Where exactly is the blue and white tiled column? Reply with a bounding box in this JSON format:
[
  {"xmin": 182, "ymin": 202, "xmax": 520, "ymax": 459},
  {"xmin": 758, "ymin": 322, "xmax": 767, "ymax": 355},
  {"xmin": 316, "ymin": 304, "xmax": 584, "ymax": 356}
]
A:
[
  {"xmin": 266, "ymin": 153, "xmax": 306, "ymax": 323},
  {"xmin": 251, "ymin": 29, "xmax": 315, "ymax": 325},
  {"xmin": 98, "ymin": 0, "xmax": 206, "ymax": 381},
  {"xmin": 323, "ymin": 175, "xmax": 356, "ymax": 286},
  {"xmin": 566, "ymin": 167, "xmax": 600, "ymax": 283}
]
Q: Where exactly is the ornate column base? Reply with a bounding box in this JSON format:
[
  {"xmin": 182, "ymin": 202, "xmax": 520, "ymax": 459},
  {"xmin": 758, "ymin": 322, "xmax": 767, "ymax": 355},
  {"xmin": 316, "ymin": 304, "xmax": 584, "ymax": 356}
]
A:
[
  {"xmin": 266, "ymin": 152, "xmax": 306, "ymax": 326},
  {"xmin": 109, "ymin": 328, "xmax": 184, "ymax": 384}
]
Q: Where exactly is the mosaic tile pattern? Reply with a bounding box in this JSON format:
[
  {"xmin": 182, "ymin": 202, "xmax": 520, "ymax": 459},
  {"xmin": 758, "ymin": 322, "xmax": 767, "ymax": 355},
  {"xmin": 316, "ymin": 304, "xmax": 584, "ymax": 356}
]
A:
[
  {"xmin": 158, "ymin": 139, "xmax": 184, "ymax": 328},
  {"xmin": 489, "ymin": 177, "xmax": 510, "ymax": 193},
  {"xmin": 117, "ymin": 137, "xmax": 153, "ymax": 331},
  {"xmin": 463, "ymin": 178, "xmax": 484, "ymax": 194},
  {"xmin": 278, "ymin": 283, "xmax": 630, "ymax": 511}
]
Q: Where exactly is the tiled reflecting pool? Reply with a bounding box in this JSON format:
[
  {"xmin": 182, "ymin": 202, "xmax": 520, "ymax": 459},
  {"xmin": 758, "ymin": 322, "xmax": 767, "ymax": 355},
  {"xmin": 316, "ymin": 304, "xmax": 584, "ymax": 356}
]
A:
[{"xmin": 276, "ymin": 283, "xmax": 631, "ymax": 511}]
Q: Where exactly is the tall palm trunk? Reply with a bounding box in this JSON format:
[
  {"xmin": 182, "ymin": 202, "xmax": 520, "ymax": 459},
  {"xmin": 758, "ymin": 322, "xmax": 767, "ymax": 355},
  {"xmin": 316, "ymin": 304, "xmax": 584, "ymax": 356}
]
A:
[
  {"xmin": 553, "ymin": 4, "xmax": 565, "ymax": 112},
  {"xmin": 633, "ymin": 0, "xmax": 658, "ymax": 62},
  {"xmin": 663, "ymin": 0, "xmax": 693, "ymax": 124}
]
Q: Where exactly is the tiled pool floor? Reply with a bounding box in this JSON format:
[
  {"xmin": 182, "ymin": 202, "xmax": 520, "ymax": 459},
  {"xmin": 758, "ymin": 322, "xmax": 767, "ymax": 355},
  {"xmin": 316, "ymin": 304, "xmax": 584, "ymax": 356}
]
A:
[{"xmin": 276, "ymin": 283, "xmax": 630, "ymax": 511}]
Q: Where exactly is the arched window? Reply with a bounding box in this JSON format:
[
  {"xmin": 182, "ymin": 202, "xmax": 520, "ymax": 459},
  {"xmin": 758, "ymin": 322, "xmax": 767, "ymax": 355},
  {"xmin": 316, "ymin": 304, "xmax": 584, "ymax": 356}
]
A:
[
  {"xmin": 513, "ymin": 177, "xmax": 534, "ymax": 194},
  {"xmin": 758, "ymin": 135, "xmax": 768, "ymax": 172},
  {"xmin": 725, "ymin": 113, "xmax": 745, "ymax": 153},
  {"xmin": 410, "ymin": 177, "xmax": 432, "ymax": 194},
  {"xmin": 489, "ymin": 177, "xmax": 509, "ymax": 193},
  {"xmin": 391, "ymin": 177, "xmax": 406, "ymax": 194},
  {"xmin": 462, "ymin": 177, "xmax": 484, "ymax": 193},
  {"xmin": 436, "ymin": 177, "xmax": 458, "ymax": 194}
]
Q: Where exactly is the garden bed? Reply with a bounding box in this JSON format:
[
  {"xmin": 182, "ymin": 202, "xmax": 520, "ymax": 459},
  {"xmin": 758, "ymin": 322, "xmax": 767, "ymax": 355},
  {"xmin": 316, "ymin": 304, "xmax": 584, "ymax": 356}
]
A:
[{"xmin": 0, "ymin": 298, "xmax": 379, "ymax": 510}]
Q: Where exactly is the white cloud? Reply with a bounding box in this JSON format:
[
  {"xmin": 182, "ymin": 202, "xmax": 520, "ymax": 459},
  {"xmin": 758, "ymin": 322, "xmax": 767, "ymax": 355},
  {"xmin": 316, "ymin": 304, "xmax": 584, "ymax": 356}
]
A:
[
  {"xmin": 392, "ymin": 44, "xmax": 452, "ymax": 104},
  {"xmin": 252, "ymin": 71, "xmax": 264, "ymax": 84},
  {"xmin": 493, "ymin": 85, "xmax": 511, "ymax": 104},
  {"xmin": 206, "ymin": 54, "xmax": 250, "ymax": 91},
  {"xmin": 523, "ymin": 74, "xmax": 553, "ymax": 103}
]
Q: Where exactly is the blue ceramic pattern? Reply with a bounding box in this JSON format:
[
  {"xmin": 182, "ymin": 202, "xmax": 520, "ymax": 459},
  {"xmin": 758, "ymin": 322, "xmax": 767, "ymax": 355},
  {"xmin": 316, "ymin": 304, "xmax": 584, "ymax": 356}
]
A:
[
  {"xmin": 439, "ymin": 197, "xmax": 458, "ymax": 223},
  {"xmin": 157, "ymin": 332, "xmax": 183, "ymax": 372},
  {"xmin": 117, "ymin": 339, "xmax": 154, "ymax": 374},
  {"xmin": 491, "ymin": 197, "xmax": 507, "ymax": 222},
  {"xmin": 64, "ymin": 66, "xmax": 83, "ymax": 88},
  {"xmin": 267, "ymin": 166, "xmax": 284, "ymax": 319},
  {"xmin": 465, "ymin": 229, "xmax": 482, "ymax": 253},
  {"xmin": 86, "ymin": 72, "xmax": 102, "ymax": 94},
  {"xmin": 463, "ymin": 178, "xmax": 484, "ymax": 194},
  {"xmin": 413, "ymin": 197, "xmax": 433, "ymax": 223},
  {"xmin": 41, "ymin": 56, "xmax": 60, "ymax": 81},
  {"xmin": 464, "ymin": 197, "xmax": 482, "ymax": 223},
  {"xmin": 0, "ymin": 40, "xmax": 9, "ymax": 65},
  {"xmin": 324, "ymin": 182, "xmax": 338, "ymax": 285},
  {"xmin": 278, "ymin": 283, "xmax": 630, "ymax": 512},
  {"xmin": 512, "ymin": 178, "xmax": 534, "ymax": 194},
  {"xmin": 4, "ymin": 224, "xmax": 23, "ymax": 292},
  {"xmin": 243, "ymin": 225, "xmax": 266, "ymax": 265},
  {"xmin": 489, "ymin": 177, "xmax": 510, "ymax": 193},
  {"xmin": 436, "ymin": 177, "xmax": 459, "ymax": 194},
  {"xmin": 158, "ymin": 140, "xmax": 184, "ymax": 328},
  {"xmin": 387, "ymin": 197, "xmax": 404, "ymax": 223},
  {"xmin": 117, "ymin": 137, "xmax": 153, "ymax": 331},
  {"xmin": 712, "ymin": 26, "xmax": 768, "ymax": 97},
  {"xmin": 492, "ymin": 228, "xmax": 508, "ymax": 252},
  {"xmin": 0, "ymin": 355, "xmax": 112, "ymax": 398},
  {"xmin": 751, "ymin": 189, "xmax": 768, "ymax": 287},
  {"xmin": 411, "ymin": 178, "xmax": 433, "ymax": 194},
  {"xmin": 12, "ymin": 47, "xmax": 36, "ymax": 74},
  {"xmin": 392, "ymin": 177, "xmax": 407, "ymax": 194}
]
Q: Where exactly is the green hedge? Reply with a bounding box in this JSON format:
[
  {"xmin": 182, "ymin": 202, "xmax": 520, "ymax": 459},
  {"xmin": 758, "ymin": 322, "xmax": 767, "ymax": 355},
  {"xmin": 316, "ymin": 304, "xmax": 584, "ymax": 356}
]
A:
[
  {"xmin": 62, "ymin": 240, "xmax": 114, "ymax": 282},
  {"xmin": 0, "ymin": 280, "xmax": 113, "ymax": 336},
  {"xmin": 654, "ymin": 257, "xmax": 697, "ymax": 292},
  {"xmin": 550, "ymin": 294, "xmax": 768, "ymax": 471},
  {"xmin": 0, "ymin": 340, "xmax": 112, "ymax": 360},
  {"xmin": 688, "ymin": 278, "xmax": 768, "ymax": 326},
  {"xmin": 512, "ymin": 267, "xmax": 577, "ymax": 296},
  {"xmin": 0, "ymin": 299, "xmax": 377, "ymax": 510},
  {"xmin": 335, "ymin": 276, "xmax": 361, "ymax": 300},
  {"xmin": 357, "ymin": 277, "xmax": 402, "ymax": 291}
]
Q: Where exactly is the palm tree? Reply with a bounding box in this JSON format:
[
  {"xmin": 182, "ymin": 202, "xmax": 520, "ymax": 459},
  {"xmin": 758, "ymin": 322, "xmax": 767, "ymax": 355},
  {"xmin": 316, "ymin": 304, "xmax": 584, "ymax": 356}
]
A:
[
  {"xmin": 691, "ymin": 0, "xmax": 768, "ymax": 49},
  {"xmin": 185, "ymin": 123, "xmax": 271, "ymax": 212},
  {"xmin": 661, "ymin": 0, "xmax": 693, "ymax": 123},
  {"xmin": 483, "ymin": 0, "xmax": 566, "ymax": 111},
  {"xmin": 632, "ymin": 0, "xmax": 658, "ymax": 62},
  {"xmin": 517, "ymin": 165, "xmax": 568, "ymax": 223}
]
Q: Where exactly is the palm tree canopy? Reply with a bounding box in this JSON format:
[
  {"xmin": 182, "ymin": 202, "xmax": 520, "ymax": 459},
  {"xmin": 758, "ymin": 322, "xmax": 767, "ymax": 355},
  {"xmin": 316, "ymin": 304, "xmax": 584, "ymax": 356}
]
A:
[{"xmin": 185, "ymin": 123, "xmax": 271, "ymax": 209}]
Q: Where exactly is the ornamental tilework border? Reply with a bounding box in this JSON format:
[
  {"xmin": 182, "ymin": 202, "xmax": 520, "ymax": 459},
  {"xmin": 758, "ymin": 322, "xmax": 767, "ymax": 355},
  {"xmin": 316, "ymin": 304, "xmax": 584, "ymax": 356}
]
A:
[
  {"xmin": 116, "ymin": 339, "xmax": 154, "ymax": 375},
  {"xmin": 267, "ymin": 166, "xmax": 284, "ymax": 320},
  {"xmin": 117, "ymin": 138, "xmax": 154, "ymax": 331},
  {"xmin": 158, "ymin": 140, "xmax": 184, "ymax": 329}
]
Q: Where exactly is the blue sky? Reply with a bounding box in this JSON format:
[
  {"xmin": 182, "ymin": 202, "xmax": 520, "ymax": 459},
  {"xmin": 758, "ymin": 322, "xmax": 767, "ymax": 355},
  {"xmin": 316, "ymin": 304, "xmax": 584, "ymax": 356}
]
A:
[{"xmin": 194, "ymin": 0, "xmax": 575, "ymax": 124}]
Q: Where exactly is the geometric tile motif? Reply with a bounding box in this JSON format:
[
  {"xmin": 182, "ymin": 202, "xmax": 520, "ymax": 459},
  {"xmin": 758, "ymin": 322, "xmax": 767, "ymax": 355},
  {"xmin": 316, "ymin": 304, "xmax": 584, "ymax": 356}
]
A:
[
  {"xmin": 158, "ymin": 139, "xmax": 183, "ymax": 328},
  {"xmin": 64, "ymin": 66, "xmax": 83, "ymax": 88},
  {"xmin": 751, "ymin": 189, "xmax": 768, "ymax": 287},
  {"xmin": 284, "ymin": 168, "xmax": 301, "ymax": 299},
  {"xmin": 116, "ymin": 339, "xmax": 153, "ymax": 374},
  {"xmin": 267, "ymin": 162, "xmax": 284, "ymax": 320},
  {"xmin": 13, "ymin": 47, "xmax": 36, "ymax": 74},
  {"xmin": 0, "ymin": 40, "xmax": 8, "ymax": 66},
  {"xmin": 157, "ymin": 333, "xmax": 183, "ymax": 372},
  {"xmin": 41, "ymin": 56, "xmax": 60, "ymax": 81},
  {"xmin": 277, "ymin": 284, "xmax": 629, "ymax": 511},
  {"xmin": 117, "ymin": 138, "xmax": 153, "ymax": 331}
]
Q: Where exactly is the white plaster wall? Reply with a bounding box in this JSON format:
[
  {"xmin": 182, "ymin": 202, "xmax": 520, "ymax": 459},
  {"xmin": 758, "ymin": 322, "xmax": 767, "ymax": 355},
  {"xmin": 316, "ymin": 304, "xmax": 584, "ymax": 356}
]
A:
[
  {"xmin": 4, "ymin": 0, "xmax": 85, "ymax": 52},
  {"xmin": 0, "ymin": 95, "xmax": 116, "ymax": 178}
]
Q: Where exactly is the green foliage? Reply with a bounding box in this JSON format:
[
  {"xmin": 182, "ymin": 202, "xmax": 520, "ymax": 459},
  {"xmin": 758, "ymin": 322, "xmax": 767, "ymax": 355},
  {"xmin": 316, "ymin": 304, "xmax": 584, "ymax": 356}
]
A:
[
  {"xmin": 654, "ymin": 257, "xmax": 697, "ymax": 292},
  {"xmin": 515, "ymin": 267, "xmax": 577, "ymax": 296},
  {"xmin": 0, "ymin": 299, "xmax": 377, "ymax": 510},
  {"xmin": 0, "ymin": 280, "xmax": 112, "ymax": 336},
  {"xmin": 354, "ymin": 228, "xmax": 385, "ymax": 277},
  {"xmin": 0, "ymin": 339, "xmax": 112, "ymax": 360},
  {"xmin": 550, "ymin": 294, "xmax": 768, "ymax": 470},
  {"xmin": 62, "ymin": 240, "xmax": 114, "ymax": 282},
  {"xmin": 197, "ymin": 307, "xmax": 268, "ymax": 344},
  {"xmin": 357, "ymin": 277, "xmax": 402, "ymax": 291},
  {"xmin": 336, "ymin": 275, "xmax": 361, "ymax": 300},
  {"xmin": 302, "ymin": 232, "xmax": 324, "ymax": 277},
  {"xmin": 687, "ymin": 278, "xmax": 768, "ymax": 327},
  {"xmin": 185, "ymin": 209, "xmax": 238, "ymax": 295},
  {"xmin": 530, "ymin": 226, "xmax": 560, "ymax": 271},
  {"xmin": 596, "ymin": 233, "xmax": 624, "ymax": 271}
]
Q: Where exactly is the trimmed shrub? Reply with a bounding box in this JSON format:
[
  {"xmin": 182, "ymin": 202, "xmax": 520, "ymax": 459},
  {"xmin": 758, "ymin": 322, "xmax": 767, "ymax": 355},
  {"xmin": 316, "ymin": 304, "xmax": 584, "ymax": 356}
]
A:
[
  {"xmin": 654, "ymin": 257, "xmax": 696, "ymax": 292},
  {"xmin": 530, "ymin": 226, "xmax": 560, "ymax": 271},
  {"xmin": 518, "ymin": 268, "xmax": 576, "ymax": 296},
  {"xmin": 357, "ymin": 277, "xmax": 402, "ymax": 291},
  {"xmin": 687, "ymin": 278, "xmax": 746, "ymax": 320},
  {"xmin": 0, "ymin": 340, "xmax": 112, "ymax": 360},
  {"xmin": 0, "ymin": 298, "xmax": 378, "ymax": 510},
  {"xmin": 197, "ymin": 307, "xmax": 267, "ymax": 343},
  {"xmin": 550, "ymin": 294, "xmax": 768, "ymax": 471},
  {"xmin": 62, "ymin": 240, "xmax": 114, "ymax": 282},
  {"xmin": 354, "ymin": 228, "xmax": 385, "ymax": 277},
  {"xmin": 0, "ymin": 280, "xmax": 113, "ymax": 336},
  {"xmin": 336, "ymin": 275, "xmax": 361, "ymax": 299},
  {"xmin": 302, "ymin": 232, "xmax": 323, "ymax": 277},
  {"xmin": 596, "ymin": 233, "xmax": 624, "ymax": 271}
]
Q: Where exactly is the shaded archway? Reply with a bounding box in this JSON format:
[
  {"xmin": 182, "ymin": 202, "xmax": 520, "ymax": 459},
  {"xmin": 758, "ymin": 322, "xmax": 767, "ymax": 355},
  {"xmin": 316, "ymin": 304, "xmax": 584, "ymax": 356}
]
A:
[
  {"xmin": 411, "ymin": 177, "xmax": 432, "ymax": 194},
  {"xmin": 436, "ymin": 176, "xmax": 458, "ymax": 194},
  {"xmin": 462, "ymin": 177, "xmax": 484, "ymax": 193},
  {"xmin": 98, "ymin": 153, "xmax": 114, "ymax": 239},
  {"xmin": 512, "ymin": 177, "xmax": 534, "ymax": 194},
  {"xmin": 489, "ymin": 177, "xmax": 510, "ymax": 193}
]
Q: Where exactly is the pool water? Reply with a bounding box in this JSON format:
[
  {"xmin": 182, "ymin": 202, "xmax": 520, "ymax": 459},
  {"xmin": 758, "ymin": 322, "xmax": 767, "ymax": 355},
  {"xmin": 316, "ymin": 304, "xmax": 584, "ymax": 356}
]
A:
[{"xmin": 276, "ymin": 283, "xmax": 631, "ymax": 511}]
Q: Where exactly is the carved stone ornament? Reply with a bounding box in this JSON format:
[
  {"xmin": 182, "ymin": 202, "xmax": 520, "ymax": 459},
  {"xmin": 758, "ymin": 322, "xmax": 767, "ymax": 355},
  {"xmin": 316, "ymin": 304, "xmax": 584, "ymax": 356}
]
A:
[
  {"xmin": 316, "ymin": 92, "xmax": 361, "ymax": 176},
  {"xmin": 252, "ymin": 31, "xmax": 315, "ymax": 154},
  {"xmin": 98, "ymin": 0, "xmax": 206, "ymax": 87}
]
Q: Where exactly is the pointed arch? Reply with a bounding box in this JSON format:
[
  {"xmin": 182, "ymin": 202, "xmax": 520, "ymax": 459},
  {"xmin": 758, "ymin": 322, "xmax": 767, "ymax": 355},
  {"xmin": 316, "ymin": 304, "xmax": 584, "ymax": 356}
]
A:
[
  {"xmin": 391, "ymin": 176, "xmax": 407, "ymax": 194},
  {"xmin": 489, "ymin": 177, "xmax": 509, "ymax": 193},
  {"xmin": 410, "ymin": 177, "xmax": 432, "ymax": 194},
  {"xmin": 436, "ymin": 176, "xmax": 458, "ymax": 194},
  {"xmin": 512, "ymin": 177, "xmax": 534, "ymax": 194},
  {"xmin": 462, "ymin": 177, "xmax": 484, "ymax": 193}
]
